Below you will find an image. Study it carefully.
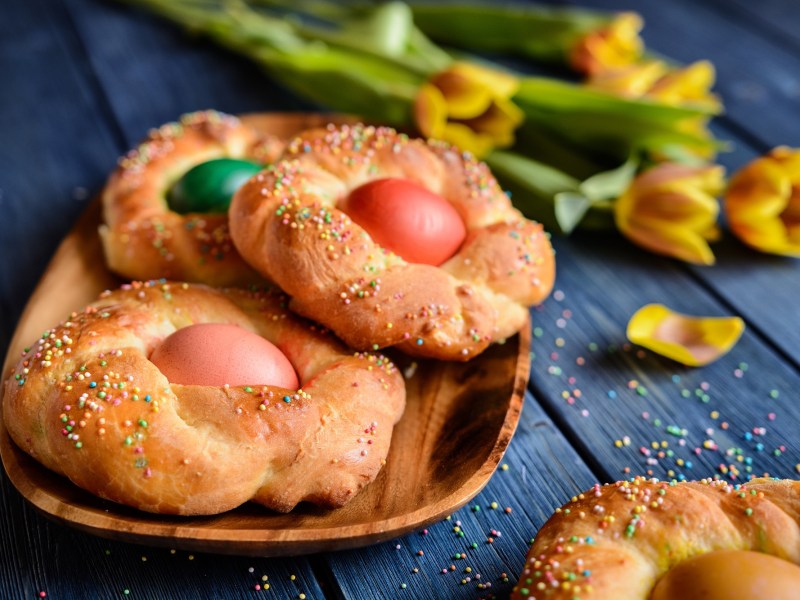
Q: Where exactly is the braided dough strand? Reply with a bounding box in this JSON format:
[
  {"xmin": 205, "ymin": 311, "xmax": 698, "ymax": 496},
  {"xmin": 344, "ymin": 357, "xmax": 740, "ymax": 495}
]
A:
[
  {"xmin": 229, "ymin": 123, "xmax": 555, "ymax": 360},
  {"xmin": 100, "ymin": 110, "xmax": 285, "ymax": 286},
  {"xmin": 3, "ymin": 282, "xmax": 405, "ymax": 515},
  {"xmin": 512, "ymin": 477, "xmax": 800, "ymax": 599}
]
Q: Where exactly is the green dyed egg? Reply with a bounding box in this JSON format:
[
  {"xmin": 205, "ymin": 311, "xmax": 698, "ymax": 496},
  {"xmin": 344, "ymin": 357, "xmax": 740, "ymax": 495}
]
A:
[{"xmin": 168, "ymin": 158, "xmax": 263, "ymax": 214}]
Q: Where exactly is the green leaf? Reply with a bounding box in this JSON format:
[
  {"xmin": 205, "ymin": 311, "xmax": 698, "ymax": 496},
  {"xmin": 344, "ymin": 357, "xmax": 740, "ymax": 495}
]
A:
[
  {"xmin": 579, "ymin": 157, "xmax": 638, "ymax": 201},
  {"xmin": 409, "ymin": 2, "xmax": 610, "ymax": 65},
  {"xmin": 259, "ymin": 0, "xmax": 451, "ymax": 74},
  {"xmin": 516, "ymin": 77, "xmax": 719, "ymax": 120},
  {"xmin": 488, "ymin": 151, "xmax": 627, "ymax": 234},
  {"xmin": 261, "ymin": 48, "xmax": 419, "ymax": 123},
  {"xmin": 554, "ymin": 192, "xmax": 593, "ymax": 234},
  {"xmin": 485, "ymin": 150, "xmax": 580, "ymax": 232}
]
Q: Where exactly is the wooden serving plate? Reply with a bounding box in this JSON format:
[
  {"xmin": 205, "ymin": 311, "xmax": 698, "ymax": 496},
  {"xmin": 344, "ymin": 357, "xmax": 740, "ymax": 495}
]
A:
[{"xmin": 0, "ymin": 113, "xmax": 530, "ymax": 556}]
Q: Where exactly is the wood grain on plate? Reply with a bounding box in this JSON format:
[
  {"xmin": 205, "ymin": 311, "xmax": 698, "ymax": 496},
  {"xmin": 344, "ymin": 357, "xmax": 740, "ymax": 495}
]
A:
[{"xmin": 0, "ymin": 113, "xmax": 529, "ymax": 557}]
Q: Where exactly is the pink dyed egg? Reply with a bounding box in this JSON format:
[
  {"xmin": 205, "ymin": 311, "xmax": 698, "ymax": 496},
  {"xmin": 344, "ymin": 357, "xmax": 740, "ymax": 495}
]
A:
[{"xmin": 150, "ymin": 323, "xmax": 298, "ymax": 389}]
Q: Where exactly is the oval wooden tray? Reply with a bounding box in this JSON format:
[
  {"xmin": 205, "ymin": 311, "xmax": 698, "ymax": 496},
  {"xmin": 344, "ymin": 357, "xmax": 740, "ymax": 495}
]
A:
[{"xmin": 0, "ymin": 113, "xmax": 530, "ymax": 556}]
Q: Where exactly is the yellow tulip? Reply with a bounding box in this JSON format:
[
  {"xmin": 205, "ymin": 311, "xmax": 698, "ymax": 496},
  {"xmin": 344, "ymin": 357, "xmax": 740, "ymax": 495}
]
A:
[
  {"xmin": 587, "ymin": 59, "xmax": 721, "ymax": 112},
  {"xmin": 585, "ymin": 60, "xmax": 668, "ymax": 98},
  {"xmin": 568, "ymin": 12, "xmax": 644, "ymax": 76},
  {"xmin": 614, "ymin": 163, "xmax": 725, "ymax": 265},
  {"xmin": 647, "ymin": 60, "xmax": 722, "ymax": 112},
  {"xmin": 585, "ymin": 60, "xmax": 720, "ymax": 160},
  {"xmin": 724, "ymin": 146, "xmax": 800, "ymax": 257},
  {"xmin": 413, "ymin": 62, "xmax": 524, "ymax": 158},
  {"xmin": 627, "ymin": 304, "xmax": 745, "ymax": 367}
]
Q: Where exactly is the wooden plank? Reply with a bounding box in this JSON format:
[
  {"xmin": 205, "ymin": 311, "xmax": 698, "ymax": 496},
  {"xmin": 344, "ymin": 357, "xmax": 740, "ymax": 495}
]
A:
[
  {"xmin": 713, "ymin": 0, "xmax": 800, "ymax": 51},
  {"xmin": 0, "ymin": 504, "xmax": 324, "ymax": 599},
  {"xmin": 529, "ymin": 232, "xmax": 800, "ymax": 484},
  {"xmin": 325, "ymin": 392, "xmax": 598, "ymax": 599}
]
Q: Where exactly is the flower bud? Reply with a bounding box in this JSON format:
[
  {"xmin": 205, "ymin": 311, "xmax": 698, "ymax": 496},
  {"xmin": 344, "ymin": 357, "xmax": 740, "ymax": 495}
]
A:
[
  {"xmin": 569, "ymin": 12, "xmax": 644, "ymax": 76},
  {"xmin": 614, "ymin": 163, "xmax": 725, "ymax": 264},
  {"xmin": 724, "ymin": 147, "xmax": 800, "ymax": 257},
  {"xmin": 414, "ymin": 62, "xmax": 524, "ymax": 158}
]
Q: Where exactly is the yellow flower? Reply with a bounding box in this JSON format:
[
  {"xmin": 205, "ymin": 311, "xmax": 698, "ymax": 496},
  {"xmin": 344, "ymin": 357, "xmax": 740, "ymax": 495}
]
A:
[
  {"xmin": 614, "ymin": 163, "xmax": 725, "ymax": 265},
  {"xmin": 568, "ymin": 12, "xmax": 644, "ymax": 76},
  {"xmin": 587, "ymin": 60, "xmax": 721, "ymax": 111},
  {"xmin": 414, "ymin": 62, "xmax": 524, "ymax": 158},
  {"xmin": 585, "ymin": 61, "xmax": 720, "ymax": 160},
  {"xmin": 627, "ymin": 304, "xmax": 745, "ymax": 367},
  {"xmin": 647, "ymin": 60, "xmax": 722, "ymax": 112},
  {"xmin": 585, "ymin": 60, "xmax": 668, "ymax": 98},
  {"xmin": 724, "ymin": 146, "xmax": 800, "ymax": 257}
]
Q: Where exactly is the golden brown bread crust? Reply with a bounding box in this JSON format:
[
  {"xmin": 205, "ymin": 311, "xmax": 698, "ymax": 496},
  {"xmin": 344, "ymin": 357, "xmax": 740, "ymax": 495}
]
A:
[
  {"xmin": 2, "ymin": 281, "xmax": 405, "ymax": 515},
  {"xmin": 100, "ymin": 110, "xmax": 285, "ymax": 286},
  {"xmin": 229, "ymin": 123, "xmax": 555, "ymax": 361},
  {"xmin": 512, "ymin": 477, "xmax": 800, "ymax": 599}
]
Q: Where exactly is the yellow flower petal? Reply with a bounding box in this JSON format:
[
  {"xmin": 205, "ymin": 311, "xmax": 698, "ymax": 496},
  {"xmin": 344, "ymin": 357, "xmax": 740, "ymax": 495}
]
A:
[
  {"xmin": 725, "ymin": 146, "xmax": 800, "ymax": 257},
  {"xmin": 648, "ymin": 60, "xmax": 722, "ymax": 112},
  {"xmin": 634, "ymin": 163, "xmax": 725, "ymax": 195},
  {"xmin": 771, "ymin": 146, "xmax": 800, "ymax": 184},
  {"xmin": 627, "ymin": 304, "xmax": 745, "ymax": 367},
  {"xmin": 570, "ymin": 12, "xmax": 644, "ymax": 75},
  {"xmin": 450, "ymin": 62, "xmax": 520, "ymax": 98},
  {"xmin": 459, "ymin": 98, "xmax": 525, "ymax": 146},
  {"xmin": 431, "ymin": 70, "xmax": 495, "ymax": 119},
  {"xmin": 414, "ymin": 62, "xmax": 522, "ymax": 157},
  {"xmin": 614, "ymin": 163, "xmax": 723, "ymax": 264},
  {"xmin": 441, "ymin": 122, "xmax": 495, "ymax": 158},
  {"xmin": 617, "ymin": 217, "xmax": 717, "ymax": 265},
  {"xmin": 587, "ymin": 60, "xmax": 668, "ymax": 98},
  {"xmin": 414, "ymin": 83, "xmax": 448, "ymax": 139}
]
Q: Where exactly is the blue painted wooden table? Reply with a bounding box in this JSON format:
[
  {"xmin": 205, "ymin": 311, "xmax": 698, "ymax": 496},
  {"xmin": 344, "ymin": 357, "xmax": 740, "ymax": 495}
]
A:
[{"xmin": 1, "ymin": 0, "xmax": 799, "ymax": 598}]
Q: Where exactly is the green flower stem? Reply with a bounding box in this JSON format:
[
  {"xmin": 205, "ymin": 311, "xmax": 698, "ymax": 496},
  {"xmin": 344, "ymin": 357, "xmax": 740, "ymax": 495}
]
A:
[
  {"xmin": 265, "ymin": 1, "xmax": 453, "ymax": 75},
  {"xmin": 515, "ymin": 77, "xmax": 718, "ymax": 122},
  {"xmin": 255, "ymin": 47, "xmax": 420, "ymax": 124},
  {"xmin": 486, "ymin": 150, "xmax": 632, "ymax": 234},
  {"xmin": 408, "ymin": 2, "xmax": 613, "ymax": 65},
  {"xmin": 513, "ymin": 77, "xmax": 722, "ymax": 161},
  {"xmin": 120, "ymin": 0, "xmax": 426, "ymax": 124},
  {"xmin": 485, "ymin": 150, "xmax": 580, "ymax": 233},
  {"xmin": 578, "ymin": 200, "xmax": 617, "ymax": 231},
  {"xmin": 513, "ymin": 122, "xmax": 607, "ymax": 180}
]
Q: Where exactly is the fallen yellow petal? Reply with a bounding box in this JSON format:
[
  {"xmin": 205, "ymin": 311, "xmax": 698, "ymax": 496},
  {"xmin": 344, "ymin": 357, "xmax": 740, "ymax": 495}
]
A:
[{"xmin": 627, "ymin": 304, "xmax": 745, "ymax": 366}]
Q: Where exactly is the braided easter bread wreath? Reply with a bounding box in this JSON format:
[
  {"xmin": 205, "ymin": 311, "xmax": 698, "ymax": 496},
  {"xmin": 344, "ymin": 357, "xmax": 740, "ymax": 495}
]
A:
[
  {"xmin": 513, "ymin": 477, "xmax": 800, "ymax": 600},
  {"xmin": 229, "ymin": 123, "xmax": 556, "ymax": 361},
  {"xmin": 2, "ymin": 281, "xmax": 405, "ymax": 515},
  {"xmin": 100, "ymin": 110, "xmax": 285, "ymax": 286}
]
